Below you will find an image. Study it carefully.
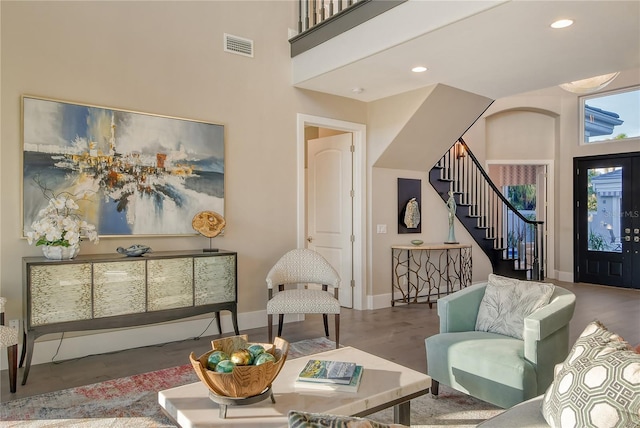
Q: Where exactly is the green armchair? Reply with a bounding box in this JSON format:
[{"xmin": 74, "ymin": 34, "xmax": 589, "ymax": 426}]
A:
[{"xmin": 425, "ymin": 282, "xmax": 576, "ymax": 409}]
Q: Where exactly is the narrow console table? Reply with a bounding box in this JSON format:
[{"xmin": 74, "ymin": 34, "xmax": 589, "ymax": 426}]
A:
[
  {"xmin": 20, "ymin": 249, "xmax": 238, "ymax": 385},
  {"xmin": 391, "ymin": 244, "xmax": 472, "ymax": 307}
]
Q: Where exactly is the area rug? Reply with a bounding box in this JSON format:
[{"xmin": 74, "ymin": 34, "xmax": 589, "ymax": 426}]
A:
[{"xmin": 0, "ymin": 337, "xmax": 502, "ymax": 427}]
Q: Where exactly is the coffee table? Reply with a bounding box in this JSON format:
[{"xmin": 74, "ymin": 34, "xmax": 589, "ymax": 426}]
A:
[{"xmin": 159, "ymin": 346, "xmax": 431, "ymax": 427}]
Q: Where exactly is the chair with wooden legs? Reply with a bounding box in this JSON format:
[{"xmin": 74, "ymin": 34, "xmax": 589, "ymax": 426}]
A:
[
  {"xmin": 0, "ymin": 297, "xmax": 19, "ymax": 393},
  {"xmin": 266, "ymin": 249, "xmax": 341, "ymax": 348}
]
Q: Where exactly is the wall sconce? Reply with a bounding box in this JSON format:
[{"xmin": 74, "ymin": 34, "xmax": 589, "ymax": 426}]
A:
[{"xmin": 455, "ymin": 141, "xmax": 467, "ymax": 159}]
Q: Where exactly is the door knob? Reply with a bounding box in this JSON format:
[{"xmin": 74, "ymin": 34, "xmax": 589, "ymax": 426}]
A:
[
  {"xmin": 625, "ymin": 236, "xmax": 631, "ymax": 241},
  {"xmin": 307, "ymin": 236, "xmax": 313, "ymax": 243},
  {"xmin": 635, "ymin": 236, "xmax": 640, "ymax": 243}
]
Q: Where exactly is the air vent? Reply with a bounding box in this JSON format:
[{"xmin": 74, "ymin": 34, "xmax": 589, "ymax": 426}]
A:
[{"xmin": 224, "ymin": 33, "xmax": 254, "ymax": 58}]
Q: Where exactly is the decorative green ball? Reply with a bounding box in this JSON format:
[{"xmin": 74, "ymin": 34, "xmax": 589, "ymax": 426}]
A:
[
  {"xmin": 207, "ymin": 350, "xmax": 229, "ymax": 370},
  {"xmin": 215, "ymin": 359, "xmax": 236, "ymax": 373},
  {"xmin": 253, "ymin": 352, "xmax": 276, "ymax": 365},
  {"xmin": 247, "ymin": 344, "xmax": 266, "ymax": 360}
]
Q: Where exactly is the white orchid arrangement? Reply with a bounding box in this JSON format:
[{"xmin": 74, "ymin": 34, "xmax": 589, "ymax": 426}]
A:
[{"xmin": 26, "ymin": 191, "xmax": 99, "ymax": 247}]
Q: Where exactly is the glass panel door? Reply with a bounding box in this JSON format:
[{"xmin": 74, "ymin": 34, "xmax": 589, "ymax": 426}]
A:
[{"xmin": 575, "ymin": 153, "xmax": 640, "ymax": 288}]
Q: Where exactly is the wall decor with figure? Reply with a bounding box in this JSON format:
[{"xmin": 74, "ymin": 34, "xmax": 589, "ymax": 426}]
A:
[
  {"xmin": 397, "ymin": 178, "xmax": 421, "ymax": 234},
  {"xmin": 22, "ymin": 95, "xmax": 225, "ymax": 237}
]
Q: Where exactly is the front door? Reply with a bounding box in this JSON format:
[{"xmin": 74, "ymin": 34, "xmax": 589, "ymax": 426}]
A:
[
  {"xmin": 307, "ymin": 133, "xmax": 354, "ymax": 307},
  {"xmin": 574, "ymin": 152, "xmax": 640, "ymax": 288}
]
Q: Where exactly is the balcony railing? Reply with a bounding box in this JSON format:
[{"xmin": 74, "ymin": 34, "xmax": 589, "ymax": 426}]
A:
[
  {"xmin": 298, "ymin": 0, "xmax": 362, "ymax": 33},
  {"xmin": 291, "ymin": 0, "xmax": 405, "ymax": 57}
]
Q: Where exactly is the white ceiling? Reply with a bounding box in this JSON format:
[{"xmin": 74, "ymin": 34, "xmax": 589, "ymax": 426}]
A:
[{"xmin": 292, "ymin": 0, "xmax": 640, "ymax": 102}]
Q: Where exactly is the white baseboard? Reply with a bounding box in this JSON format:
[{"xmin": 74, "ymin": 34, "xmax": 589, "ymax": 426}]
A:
[
  {"xmin": 2, "ymin": 310, "xmax": 305, "ymax": 370},
  {"xmin": 555, "ymin": 270, "xmax": 574, "ymax": 283},
  {"xmin": 369, "ymin": 293, "xmax": 393, "ymax": 309}
]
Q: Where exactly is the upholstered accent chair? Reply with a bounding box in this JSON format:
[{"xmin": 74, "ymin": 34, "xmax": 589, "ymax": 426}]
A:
[
  {"xmin": 0, "ymin": 297, "xmax": 19, "ymax": 393},
  {"xmin": 425, "ymin": 280, "xmax": 576, "ymax": 409},
  {"xmin": 266, "ymin": 249, "xmax": 341, "ymax": 348}
]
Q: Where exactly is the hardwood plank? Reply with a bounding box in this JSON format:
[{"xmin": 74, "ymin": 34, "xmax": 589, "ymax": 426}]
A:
[{"xmin": 1, "ymin": 279, "xmax": 638, "ymax": 402}]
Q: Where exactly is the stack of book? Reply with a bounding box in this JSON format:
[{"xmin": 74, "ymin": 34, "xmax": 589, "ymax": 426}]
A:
[{"xmin": 294, "ymin": 359, "xmax": 364, "ymax": 392}]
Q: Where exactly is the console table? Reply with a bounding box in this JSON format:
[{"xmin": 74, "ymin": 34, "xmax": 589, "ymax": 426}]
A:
[
  {"xmin": 391, "ymin": 244, "xmax": 471, "ymax": 307},
  {"xmin": 20, "ymin": 249, "xmax": 238, "ymax": 385}
]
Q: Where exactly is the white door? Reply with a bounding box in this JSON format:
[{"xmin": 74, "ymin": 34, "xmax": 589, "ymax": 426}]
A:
[{"xmin": 307, "ymin": 133, "xmax": 353, "ymax": 308}]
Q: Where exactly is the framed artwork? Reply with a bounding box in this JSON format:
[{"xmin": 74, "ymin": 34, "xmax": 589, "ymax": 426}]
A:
[
  {"xmin": 22, "ymin": 95, "xmax": 225, "ymax": 237},
  {"xmin": 398, "ymin": 178, "xmax": 421, "ymax": 234}
]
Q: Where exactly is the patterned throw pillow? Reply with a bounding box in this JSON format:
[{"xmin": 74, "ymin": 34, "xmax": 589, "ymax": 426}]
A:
[
  {"xmin": 288, "ymin": 410, "xmax": 406, "ymax": 428},
  {"xmin": 475, "ymin": 274, "xmax": 555, "ymax": 339},
  {"xmin": 541, "ymin": 320, "xmax": 640, "ymax": 428}
]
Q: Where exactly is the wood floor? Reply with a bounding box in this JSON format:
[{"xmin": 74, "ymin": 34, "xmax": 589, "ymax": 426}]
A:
[{"xmin": 1, "ymin": 279, "xmax": 638, "ymax": 402}]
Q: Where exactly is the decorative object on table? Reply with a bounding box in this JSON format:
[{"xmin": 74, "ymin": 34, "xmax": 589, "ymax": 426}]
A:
[
  {"xmin": 294, "ymin": 364, "xmax": 364, "ymax": 393},
  {"xmin": 189, "ymin": 335, "xmax": 289, "ymax": 412},
  {"xmin": 410, "ymin": 239, "xmax": 424, "ymax": 246},
  {"xmin": 116, "ymin": 244, "xmax": 152, "ymax": 257},
  {"xmin": 444, "ymin": 190, "xmax": 459, "ymax": 244},
  {"xmin": 296, "ymin": 359, "xmax": 357, "ymax": 384},
  {"xmin": 192, "ymin": 210, "xmax": 226, "ymax": 252},
  {"xmin": 24, "ymin": 181, "xmax": 99, "ymax": 260},
  {"xmin": 22, "ymin": 95, "xmax": 225, "ymax": 237},
  {"xmin": 397, "ymin": 178, "xmax": 421, "ymax": 234}
]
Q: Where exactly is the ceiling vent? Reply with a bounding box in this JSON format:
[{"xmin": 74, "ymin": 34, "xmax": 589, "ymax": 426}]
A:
[{"xmin": 224, "ymin": 33, "xmax": 254, "ymax": 58}]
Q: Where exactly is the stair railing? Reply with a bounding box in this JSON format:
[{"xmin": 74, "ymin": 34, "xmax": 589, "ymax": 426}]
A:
[{"xmin": 434, "ymin": 138, "xmax": 544, "ymax": 280}]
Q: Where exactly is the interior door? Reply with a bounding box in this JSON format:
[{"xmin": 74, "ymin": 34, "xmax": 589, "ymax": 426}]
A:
[
  {"xmin": 574, "ymin": 153, "xmax": 640, "ymax": 288},
  {"xmin": 307, "ymin": 133, "xmax": 354, "ymax": 308}
]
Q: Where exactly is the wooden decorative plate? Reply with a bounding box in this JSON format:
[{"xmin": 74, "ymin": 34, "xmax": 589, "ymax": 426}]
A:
[{"xmin": 192, "ymin": 211, "xmax": 226, "ymax": 238}]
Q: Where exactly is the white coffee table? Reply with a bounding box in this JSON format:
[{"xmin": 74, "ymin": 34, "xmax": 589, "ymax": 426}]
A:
[{"xmin": 158, "ymin": 346, "xmax": 431, "ymax": 427}]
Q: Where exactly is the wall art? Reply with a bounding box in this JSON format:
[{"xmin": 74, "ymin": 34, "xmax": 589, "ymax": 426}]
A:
[
  {"xmin": 398, "ymin": 178, "xmax": 421, "ymax": 234},
  {"xmin": 22, "ymin": 95, "xmax": 225, "ymax": 237}
]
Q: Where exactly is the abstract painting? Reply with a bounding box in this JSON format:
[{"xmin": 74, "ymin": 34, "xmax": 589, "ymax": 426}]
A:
[{"xmin": 22, "ymin": 96, "xmax": 225, "ymax": 236}]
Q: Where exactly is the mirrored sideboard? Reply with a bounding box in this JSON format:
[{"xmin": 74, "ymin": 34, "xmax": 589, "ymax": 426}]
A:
[{"xmin": 21, "ymin": 250, "xmax": 238, "ymax": 385}]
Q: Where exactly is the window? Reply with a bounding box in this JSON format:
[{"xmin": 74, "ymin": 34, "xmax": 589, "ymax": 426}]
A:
[{"xmin": 580, "ymin": 86, "xmax": 640, "ymax": 144}]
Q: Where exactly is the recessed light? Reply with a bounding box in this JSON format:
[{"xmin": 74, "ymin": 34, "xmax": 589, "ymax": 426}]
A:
[
  {"xmin": 412, "ymin": 66, "xmax": 427, "ymax": 73},
  {"xmin": 550, "ymin": 19, "xmax": 573, "ymax": 29},
  {"xmin": 352, "ymin": 87, "xmax": 364, "ymax": 94}
]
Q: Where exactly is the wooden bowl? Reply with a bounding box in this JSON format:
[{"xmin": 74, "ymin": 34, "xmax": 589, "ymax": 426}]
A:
[{"xmin": 189, "ymin": 335, "xmax": 289, "ymax": 398}]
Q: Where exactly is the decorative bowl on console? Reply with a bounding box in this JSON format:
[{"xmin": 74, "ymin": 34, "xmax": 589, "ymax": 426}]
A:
[{"xmin": 189, "ymin": 335, "xmax": 289, "ymax": 398}]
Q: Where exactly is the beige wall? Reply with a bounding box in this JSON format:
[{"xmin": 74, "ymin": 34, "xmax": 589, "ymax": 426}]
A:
[{"xmin": 1, "ymin": 1, "xmax": 367, "ymax": 364}]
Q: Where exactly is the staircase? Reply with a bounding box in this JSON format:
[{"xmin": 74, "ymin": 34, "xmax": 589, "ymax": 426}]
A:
[{"xmin": 429, "ymin": 138, "xmax": 544, "ymax": 280}]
